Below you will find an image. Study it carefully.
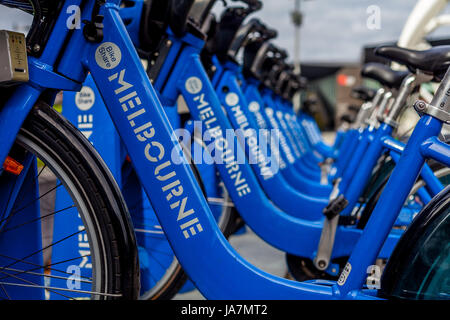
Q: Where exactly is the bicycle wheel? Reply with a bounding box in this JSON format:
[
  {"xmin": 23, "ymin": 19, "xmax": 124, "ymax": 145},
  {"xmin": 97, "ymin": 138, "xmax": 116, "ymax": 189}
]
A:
[{"xmin": 0, "ymin": 101, "xmax": 139, "ymax": 300}]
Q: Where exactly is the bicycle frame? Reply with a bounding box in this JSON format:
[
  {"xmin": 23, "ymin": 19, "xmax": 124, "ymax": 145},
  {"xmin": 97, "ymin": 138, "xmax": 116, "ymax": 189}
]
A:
[
  {"xmin": 148, "ymin": 27, "xmax": 405, "ymax": 263},
  {"xmin": 240, "ymin": 77, "xmax": 441, "ymax": 215},
  {"xmin": 59, "ymin": 12, "xmax": 414, "ymax": 278},
  {"xmin": 1, "ymin": 0, "xmax": 448, "ymax": 299}
]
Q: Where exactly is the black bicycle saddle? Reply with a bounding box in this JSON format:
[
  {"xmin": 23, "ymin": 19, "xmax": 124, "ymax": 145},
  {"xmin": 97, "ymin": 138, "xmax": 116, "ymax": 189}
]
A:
[
  {"xmin": 361, "ymin": 63, "xmax": 410, "ymax": 89},
  {"xmin": 375, "ymin": 45, "xmax": 450, "ymax": 80}
]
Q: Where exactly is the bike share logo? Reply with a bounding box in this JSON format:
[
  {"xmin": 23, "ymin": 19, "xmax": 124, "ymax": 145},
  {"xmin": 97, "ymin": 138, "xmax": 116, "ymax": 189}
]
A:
[
  {"xmin": 225, "ymin": 92, "xmax": 239, "ymax": 107},
  {"xmin": 95, "ymin": 42, "xmax": 122, "ymax": 70},
  {"xmin": 248, "ymin": 101, "xmax": 260, "ymax": 112},
  {"xmin": 185, "ymin": 77, "xmax": 203, "ymax": 95},
  {"xmin": 75, "ymin": 86, "xmax": 95, "ymax": 111}
]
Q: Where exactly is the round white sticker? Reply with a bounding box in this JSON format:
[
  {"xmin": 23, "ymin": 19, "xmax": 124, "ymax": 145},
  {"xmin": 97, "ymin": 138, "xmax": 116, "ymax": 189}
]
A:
[
  {"xmin": 75, "ymin": 86, "xmax": 95, "ymax": 111},
  {"xmin": 95, "ymin": 42, "xmax": 122, "ymax": 70},
  {"xmin": 225, "ymin": 92, "xmax": 239, "ymax": 106},
  {"xmin": 248, "ymin": 102, "xmax": 260, "ymax": 112},
  {"xmin": 185, "ymin": 77, "xmax": 203, "ymax": 94}
]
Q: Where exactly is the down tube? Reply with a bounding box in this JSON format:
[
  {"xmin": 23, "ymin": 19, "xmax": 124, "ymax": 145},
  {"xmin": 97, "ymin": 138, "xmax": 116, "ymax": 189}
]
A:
[{"xmin": 85, "ymin": 4, "xmax": 336, "ymax": 299}]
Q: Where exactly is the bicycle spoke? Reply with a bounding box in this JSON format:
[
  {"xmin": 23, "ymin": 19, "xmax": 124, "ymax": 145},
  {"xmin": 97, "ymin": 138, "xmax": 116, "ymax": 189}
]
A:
[
  {"xmin": 207, "ymin": 197, "xmax": 235, "ymax": 207},
  {"xmin": 146, "ymin": 267, "xmax": 159, "ymax": 285},
  {"xmin": 0, "ymin": 283, "xmax": 11, "ymax": 300},
  {"xmin": 34, "ymin": 163, "xmax": 47, "ymax": 183},
  {"xmin": 0, "ymin": 267, "xmax": 92, "ymax": 284},
  {"xmin": 0, "ymin": 269, "xmax": 75, "ymax": 300},
  {"xmin": 0, "ymin": 228, "xmax": 85, "ymax": 273},
  {"xmin": 0, "ymin": 182, "xmax": 63, "ymax": 230},
  {"xmin": 0, "ymin": 253, "xmax": 93, "ymax": 282},
  {"xmin": 146, "ymin": 249, "xmax": 173, "ymax": 271},
  {"xmin": 1, "ymin": 204, "xmax": 75, "ymax": 234},
  {"xmin": 0, "ymin": 281, "xmax": 121, "ymax": 298}
]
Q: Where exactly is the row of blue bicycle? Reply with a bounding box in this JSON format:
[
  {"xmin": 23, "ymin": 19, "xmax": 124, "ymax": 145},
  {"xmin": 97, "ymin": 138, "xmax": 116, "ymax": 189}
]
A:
[{"xmin": 0, "ymin": 0, "xmax": 448, "ymax": 300}]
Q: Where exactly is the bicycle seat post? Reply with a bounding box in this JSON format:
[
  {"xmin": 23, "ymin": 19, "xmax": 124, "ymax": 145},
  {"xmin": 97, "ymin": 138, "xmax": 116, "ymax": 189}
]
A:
[
  {"xmin": 413, "ymin": 68, "xmax": 450, "ymax": 125},
  {"xmin": 353, "ymin": 88, "xmax": 384, "ymax": 129},
  {"xmin": 366, "ymin": 91, "xmax": 392, "ymax": 129},
  {"xmin": 384, "ymin": 72, "xmax": 431, "ymax": 128}
]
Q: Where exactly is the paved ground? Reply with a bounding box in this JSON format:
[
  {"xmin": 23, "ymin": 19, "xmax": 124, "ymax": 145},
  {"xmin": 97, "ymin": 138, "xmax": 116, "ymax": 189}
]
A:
[{"xmin": 173, "ymin": 228, "xmax": 288, "ymax": 300}]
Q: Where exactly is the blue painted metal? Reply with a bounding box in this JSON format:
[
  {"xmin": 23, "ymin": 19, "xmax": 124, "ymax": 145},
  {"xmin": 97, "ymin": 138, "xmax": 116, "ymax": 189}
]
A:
[
  {"xmin": 80, "ymin": 3, "xmax": 342, "ymax": 298},
  {"xmin": 212, "ymin": 64, "xmax": 329, "ymax": 217},
  {"xmin": 421, "ymin": 136, "xmax": 450, "ymax": 167},
  {"xmin": 336, "ymin": 115, "xmax": 444, "ymax": 298},
  {"xmin": 340, "ymin": 124, "xmax": 392, "ymax": 216}
]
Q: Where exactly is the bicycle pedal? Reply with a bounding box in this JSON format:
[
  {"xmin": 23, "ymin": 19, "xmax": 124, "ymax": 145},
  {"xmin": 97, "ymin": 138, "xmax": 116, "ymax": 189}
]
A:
[{"xmin": 0, "ymin": 30, "xmax": 29, "ymax": 85}]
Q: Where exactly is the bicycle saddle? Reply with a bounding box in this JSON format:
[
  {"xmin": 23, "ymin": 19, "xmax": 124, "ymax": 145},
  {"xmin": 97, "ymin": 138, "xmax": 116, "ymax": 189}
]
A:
[
  {"xmin": 351, "ymin": 85, "xmax": 377, "ymax": 102},
  {"xmin": 375, "ymin": 45, "xmax": 450, "ymax": 80},
  {"xmin": 361, "ymin": 63, "xmax": 410, "ymax": 89}
]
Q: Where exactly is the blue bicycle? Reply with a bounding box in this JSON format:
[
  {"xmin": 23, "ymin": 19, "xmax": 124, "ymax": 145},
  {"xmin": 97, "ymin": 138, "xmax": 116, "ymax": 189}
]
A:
[{"xmin": 0, "ymin": 0, "xmax": 448, "ymax": 300}]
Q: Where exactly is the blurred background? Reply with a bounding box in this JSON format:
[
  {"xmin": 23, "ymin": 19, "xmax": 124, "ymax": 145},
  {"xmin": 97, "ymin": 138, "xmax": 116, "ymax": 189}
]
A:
[{"xmin": 3, "ymin": 0, "xmax": 450, "ymax": 131}]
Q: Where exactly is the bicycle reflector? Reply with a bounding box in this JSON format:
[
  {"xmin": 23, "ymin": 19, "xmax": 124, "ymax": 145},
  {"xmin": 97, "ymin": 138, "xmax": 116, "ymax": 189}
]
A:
[{"xmin": 3, "ymin": 156, "xmax": 24, "ymax": 175}]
